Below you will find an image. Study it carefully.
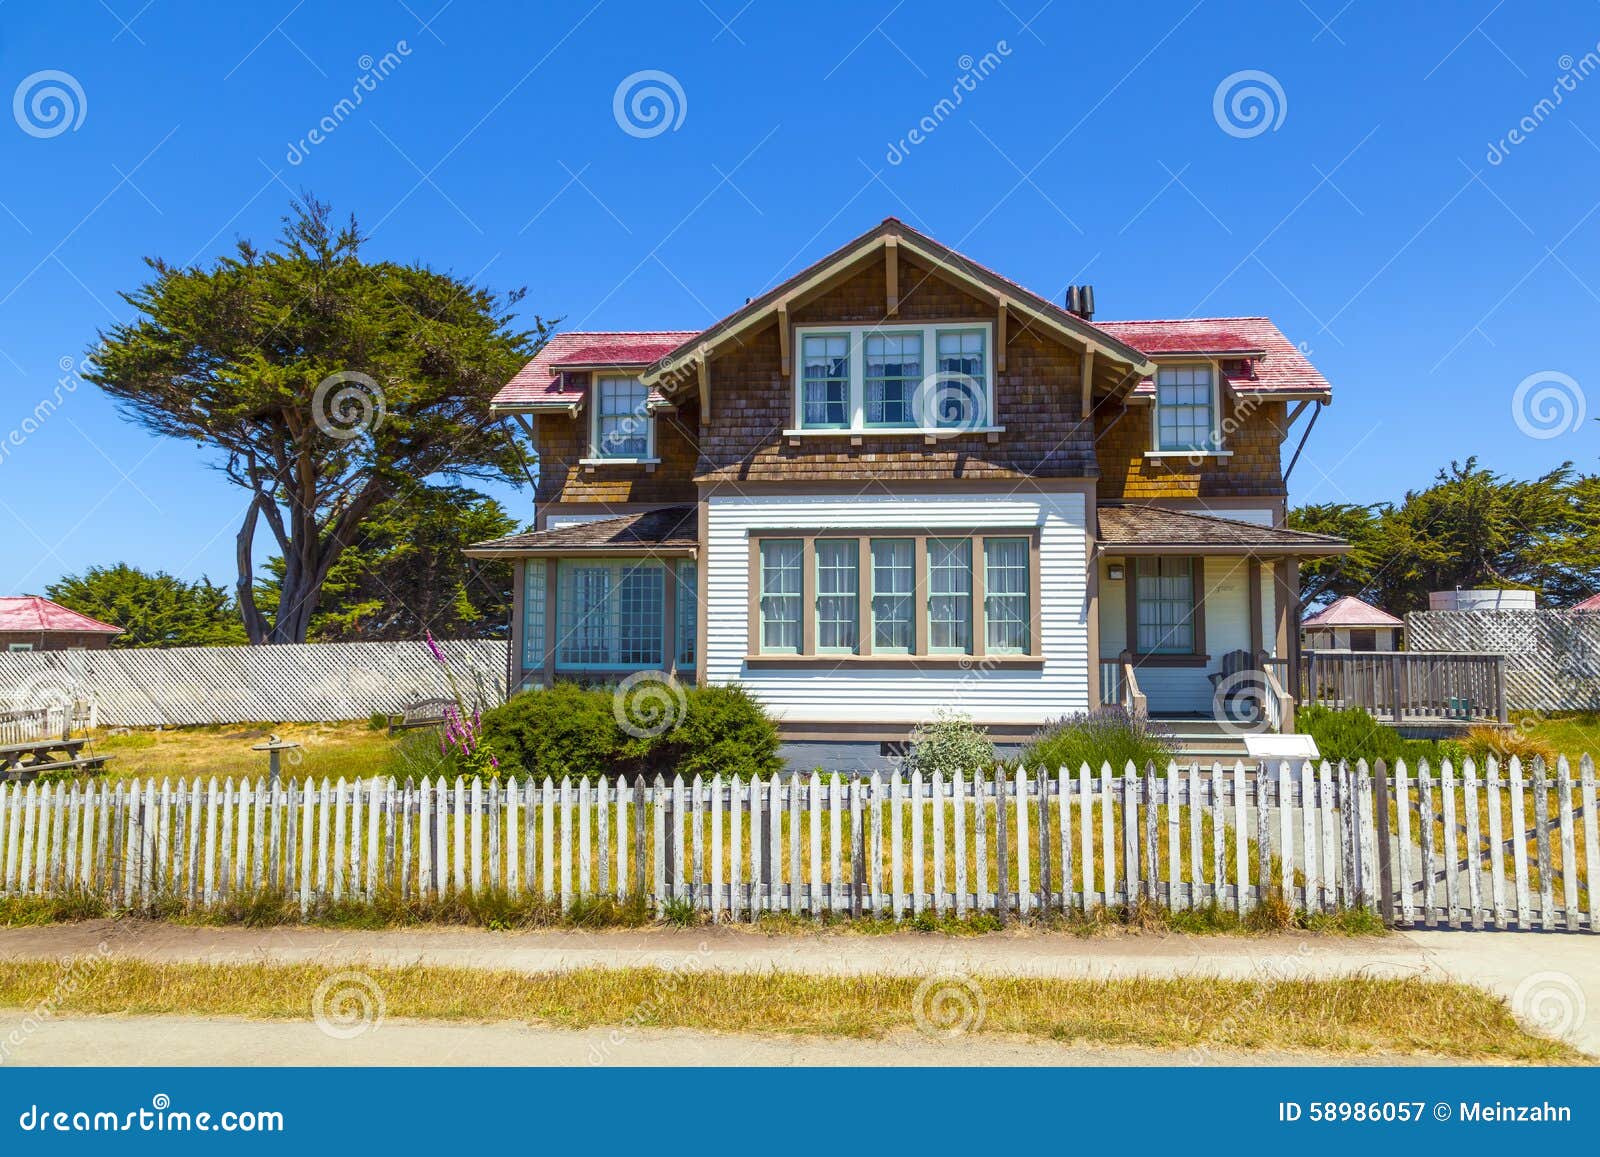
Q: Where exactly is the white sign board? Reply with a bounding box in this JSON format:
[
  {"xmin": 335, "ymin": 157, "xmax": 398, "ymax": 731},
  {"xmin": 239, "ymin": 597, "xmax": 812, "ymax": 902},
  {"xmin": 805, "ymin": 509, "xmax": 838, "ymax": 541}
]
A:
[{"xmin": 1244, "ymin": 733, "xmax": 1320, "ymax": 761}]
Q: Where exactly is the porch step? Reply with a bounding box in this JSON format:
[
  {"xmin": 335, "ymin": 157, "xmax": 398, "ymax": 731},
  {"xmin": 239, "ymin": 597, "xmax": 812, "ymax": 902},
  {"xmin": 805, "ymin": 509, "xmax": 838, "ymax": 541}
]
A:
[{"xmin": 1153, "ymin": 717, "xmax": 1253, "ymax": 762}]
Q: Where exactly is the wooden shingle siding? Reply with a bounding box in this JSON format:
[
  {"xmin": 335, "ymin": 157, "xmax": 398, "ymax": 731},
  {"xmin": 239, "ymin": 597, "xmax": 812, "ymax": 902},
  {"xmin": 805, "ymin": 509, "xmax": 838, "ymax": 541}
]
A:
[
  {"xmin": 535, "ymin": 386, "xmax": 700, "ymax": 507},
  {"xmin": 1095, "ymin": 397, "xmax": 1288, "ymax": 501},
  {"xmin": 693, "ymin": 253, "xmax": 1099, "ymax": 484}
]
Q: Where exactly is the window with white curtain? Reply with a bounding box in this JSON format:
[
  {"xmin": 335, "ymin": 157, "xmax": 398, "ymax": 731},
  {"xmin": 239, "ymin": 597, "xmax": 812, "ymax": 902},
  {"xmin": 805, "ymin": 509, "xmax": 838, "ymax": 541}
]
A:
[
  {"xmin": 758, "ymin": 539, "xmax": 803, "ymax": 652},
  {"xmin": 984, "ymin": 537, "xmax": 1029, "ymax": 654},
  {"xmin": 556, "ymin": 560, "xmax": 664, "ymax": 668},
  {"xmin": 521, "ymin": 561, "xmax": 546, "ymax": 674},
  {"xmin": 800, "ymin": 335, "xmax": 850, "ymax": 428},
  {"xmin": 864, "ymin": 332, "xmax": 921, "ymax": 426},
  {"xmin": 814, "ymin": 539, "xmax": 859, "ymax": 653},
  {"xmin": 927, "ymin": 538, "xmax": 973, "ymax": 654},
  {"xmin": 870, "ymin": 538, "xmax": 914, "ymax": 653},
  {"xmin": 1135, "ymin": 556, "xmax": 1196, "ymax": 654}
]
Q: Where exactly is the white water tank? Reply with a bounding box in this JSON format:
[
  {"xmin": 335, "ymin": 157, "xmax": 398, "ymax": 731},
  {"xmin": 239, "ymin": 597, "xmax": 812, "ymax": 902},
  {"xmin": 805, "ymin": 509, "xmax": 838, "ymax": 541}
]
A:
[{"xmin": 1427, "ymin": 589, "xmax": 1537, "ymax": 611}]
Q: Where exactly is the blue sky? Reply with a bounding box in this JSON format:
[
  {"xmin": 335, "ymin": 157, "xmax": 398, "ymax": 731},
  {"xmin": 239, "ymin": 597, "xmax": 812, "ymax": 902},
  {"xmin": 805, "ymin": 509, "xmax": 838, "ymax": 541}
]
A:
[{"xmin": 1, "ymin": 0, "xmax": 1597, "ymax": 595}]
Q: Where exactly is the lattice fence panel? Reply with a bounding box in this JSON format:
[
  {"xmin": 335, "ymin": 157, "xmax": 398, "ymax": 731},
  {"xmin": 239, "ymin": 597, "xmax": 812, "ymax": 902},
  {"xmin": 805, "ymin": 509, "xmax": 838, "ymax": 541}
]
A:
[
  {"xmin": 0, "ymin": 641, "xmax": 509, "ymax": 727},
  {"xmin": 1406, "ymin": 610, "xmax": 1600, "ymax": 712}
]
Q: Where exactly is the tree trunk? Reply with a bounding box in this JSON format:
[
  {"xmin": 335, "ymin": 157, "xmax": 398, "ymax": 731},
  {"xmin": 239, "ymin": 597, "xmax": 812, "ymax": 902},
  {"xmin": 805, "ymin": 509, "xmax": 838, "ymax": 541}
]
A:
[{"xmin": 235, "ymin": 495, "xmax": 272, "ymax": 645}]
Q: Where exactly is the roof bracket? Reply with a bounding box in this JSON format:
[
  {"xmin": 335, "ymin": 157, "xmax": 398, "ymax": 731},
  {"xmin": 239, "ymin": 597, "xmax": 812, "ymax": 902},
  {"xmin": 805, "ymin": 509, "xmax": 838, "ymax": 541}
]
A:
[
  {"xmin": 995, "ymin": 296, "xmax": 1008, "ymax": 372},
  {"xmin": 777, "ymin": 302, "xmax": 791, "ymax": 375}
]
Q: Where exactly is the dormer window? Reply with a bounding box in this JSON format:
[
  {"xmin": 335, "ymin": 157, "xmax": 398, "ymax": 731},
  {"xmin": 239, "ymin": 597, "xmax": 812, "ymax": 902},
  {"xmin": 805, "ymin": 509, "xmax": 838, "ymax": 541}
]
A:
[
  {"xmin": 1153, "ymin": 363, "xmax": 1219, "ymax": 453},
  {"xmin": 792, "ymin": 322, "xmax": 996, "ymax": 436},
  {"xmin": 591, "ymin": 375, "xmax": 654, "ymax": 460}
]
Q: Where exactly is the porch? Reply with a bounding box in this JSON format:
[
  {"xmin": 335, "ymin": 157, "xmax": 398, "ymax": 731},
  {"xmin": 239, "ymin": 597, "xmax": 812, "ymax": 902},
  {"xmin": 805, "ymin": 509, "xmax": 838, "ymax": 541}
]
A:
[{"xmin": 1094, "ymin": 504, "xmax": 1351, "ymax": 735}]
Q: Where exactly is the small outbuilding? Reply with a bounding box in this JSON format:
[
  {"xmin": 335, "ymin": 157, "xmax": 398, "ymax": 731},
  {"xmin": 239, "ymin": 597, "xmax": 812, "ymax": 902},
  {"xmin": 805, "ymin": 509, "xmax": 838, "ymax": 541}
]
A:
[
  {"xmin": 0, "ymin": 596, "xmax": 122, "ymax": 652},
  {"xmin": 1301, "ymin": 595, "xmax": 1403, "ymax": 652},
  {"xmin": 1574, "ymin": 592, "xmax": 1600, "ymax": 612}
]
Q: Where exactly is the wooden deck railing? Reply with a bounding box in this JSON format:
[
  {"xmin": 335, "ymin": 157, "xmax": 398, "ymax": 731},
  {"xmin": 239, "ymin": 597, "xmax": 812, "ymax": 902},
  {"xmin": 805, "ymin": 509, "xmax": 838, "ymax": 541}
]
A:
[
  {"xmin": 1299, "ymin": 650, "xmax": 1508, "ymax": 724},
  {"xmin": 1099, "ymin": 653, "xmax": 1148, "ymax": 715}
]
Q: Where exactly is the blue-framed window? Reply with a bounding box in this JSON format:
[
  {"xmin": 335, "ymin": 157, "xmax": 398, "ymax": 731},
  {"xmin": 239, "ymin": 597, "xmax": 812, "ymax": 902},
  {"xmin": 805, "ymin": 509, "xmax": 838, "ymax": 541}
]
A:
[
  {"xmin": 870, "ymin": 538, "xmax": 914, "ymax": 653},
  {"xmin": 814, "ymin": 539, "xmax": 859, "ymax": 653},
  {"xmin": 758, "ymin": 539, "xmax": 804, "ymax": 653},
  {"xmin": 927, "ymin": 538, "xmax": 973, "ymax": 654},
  {"xmin": 864, "ymin": 332, "xmax": 922, "ymax": 426},
  {"xmin": 521, "ymin": 560, "xmax": 546, "ymax": 673},
  {"xmin": 675, "ymin": 560, "xmax": 697, "ymax": 669},
  {"xmin": 800, "ymin": 335, "xmax": 850, "ymax": 428},
  {"xmin": 556, "ymin": 560, "xmax": 664, "ymax": 669},
  {"xmin": 984, "ymin": 537, "xmax": 1029, "ymax": 654}
]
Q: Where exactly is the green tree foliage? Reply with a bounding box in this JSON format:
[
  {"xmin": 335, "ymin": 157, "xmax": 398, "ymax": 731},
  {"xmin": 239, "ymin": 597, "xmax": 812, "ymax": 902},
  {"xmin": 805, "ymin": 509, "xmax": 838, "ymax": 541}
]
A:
[
  {"xmin": 1291, "ymin": 458, "xmax": 1600, "ymax": 613},
  {"xmin": 85, "ymin": 197, "xmax": 548, "ymax": 644},
  {"xmin": 45, "ymin": 564, "xmax": 247, "ymax": 648},
  {"xmin": 256, "ymin": 485, "xmax": 520, "ymax": 641}
]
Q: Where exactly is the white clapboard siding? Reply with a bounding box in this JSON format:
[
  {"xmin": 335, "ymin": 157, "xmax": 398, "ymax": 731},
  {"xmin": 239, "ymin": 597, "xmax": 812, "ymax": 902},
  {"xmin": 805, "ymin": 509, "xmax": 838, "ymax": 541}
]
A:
[
  {"xmin": 1, "ymin": 763, "xmax": 1589, "ymax": 931},
  {"xmin": 702, "ymin": 492, "xmax": 1090, "ymax": 724}
]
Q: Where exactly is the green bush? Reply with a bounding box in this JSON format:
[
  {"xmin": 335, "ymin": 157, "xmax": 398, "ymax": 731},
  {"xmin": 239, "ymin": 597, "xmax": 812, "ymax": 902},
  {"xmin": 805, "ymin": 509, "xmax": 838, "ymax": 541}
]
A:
[
  {"xmin": 654, "ymin": 684, "xmax": 783, "ymax": 781},
  {"xmin": 1019, "ymin": 709, "xmax": 1176, "ymax": 774},
  {"xmin": 1295, "ymin": 704, "xmax": 1461, "ymax": 767},
  {"xmin": 479, "ymin": 681, "xmax": 624, "ymax": 779},
  {"xmin": 478, "ymin": 680, "xmax": 781, "ymax": 781},
  {"xmin": 905, "ymin": 711, "xmax": 998, "ymax": 778}
]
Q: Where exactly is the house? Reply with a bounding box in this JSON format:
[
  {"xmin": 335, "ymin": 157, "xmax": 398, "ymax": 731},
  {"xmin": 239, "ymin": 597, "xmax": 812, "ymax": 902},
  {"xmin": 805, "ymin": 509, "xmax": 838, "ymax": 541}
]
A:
[
  {"xmin": 0, "ymin": 596, "xmax": 122, "ymax": 651},
  {"xmin": 467, "ymin": 219, "xmax": 1349, "ymax": 764},
  {"xmin": 1301, "ymin": 595, "xmax": 1404, "ymax": 652}
]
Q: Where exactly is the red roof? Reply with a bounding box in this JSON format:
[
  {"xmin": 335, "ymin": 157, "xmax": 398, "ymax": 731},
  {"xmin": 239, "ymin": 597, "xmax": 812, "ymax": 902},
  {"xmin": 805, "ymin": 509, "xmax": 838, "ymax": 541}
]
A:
[
  {"xmin": 1096, "ymin": 317, "xmax": 1331, "ymax": 399},
  {"xmin": 0, "ymin": 596, "xmax": 122, "ymax": 635},
  {"xmin": 493, "ymin": 331, "xmax": 697, "ymax": 408},
  {"xmin": 1302, "ymin": 595, "xmax": 1403, "ymax": 628},
  {"xmin": 1574, "ymin": 592, "xmax": 1600, "ymax": 611}
]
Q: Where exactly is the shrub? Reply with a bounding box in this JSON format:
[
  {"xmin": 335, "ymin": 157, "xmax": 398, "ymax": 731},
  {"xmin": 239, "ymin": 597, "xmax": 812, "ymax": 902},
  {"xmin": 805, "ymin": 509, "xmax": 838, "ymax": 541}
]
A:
[
  {"xmin": 654, "ymin": 684, "xmax": 783, "ymax": 781},
  {"xmin": 479, "ymin": 682, "xmax": 624, "ymax": 779},
  {"xmin": 1020, "ymin": 708, "xmax": 1176, "ymax": 774},
  {"xmin": 1295, "ymin": 705, "xmax": 1460, "ymax": 767},
  {"xmin": 905, "ymin": 711, "xmax": 997, "ymax": 778},
  {"xmin": 1458, "ymin": 724, "xmax": 1555, "ymax": 766},
  {"xmin": 478, "ymin": 680, "xmax": 782, "ymax": 781}
]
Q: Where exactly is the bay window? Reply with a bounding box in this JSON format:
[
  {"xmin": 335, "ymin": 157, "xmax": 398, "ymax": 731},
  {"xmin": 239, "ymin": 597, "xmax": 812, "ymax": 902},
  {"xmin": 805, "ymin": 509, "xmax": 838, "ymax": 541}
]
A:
[
  {"xmin": 749, "ymin": 530, "xmax": 1039, "ymax": 662},
  {"xmin": 791, "ymin": 322, "xmax": 995, "ymax": 435}
]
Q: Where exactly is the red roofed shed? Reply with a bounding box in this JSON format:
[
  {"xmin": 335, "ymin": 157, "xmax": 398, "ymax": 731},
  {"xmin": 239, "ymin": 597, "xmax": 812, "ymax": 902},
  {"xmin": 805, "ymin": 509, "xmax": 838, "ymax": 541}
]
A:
[{"xmin": 0, "ymin": 596, "xmax": 122, "ymax": 652}]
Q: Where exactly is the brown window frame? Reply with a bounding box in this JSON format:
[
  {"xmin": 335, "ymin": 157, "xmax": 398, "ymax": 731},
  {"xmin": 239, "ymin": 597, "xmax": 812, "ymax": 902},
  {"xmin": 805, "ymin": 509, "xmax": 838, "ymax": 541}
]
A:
[{"xmin": 745, "ymin": 528, "xmax": 1044, "ymax": 669}]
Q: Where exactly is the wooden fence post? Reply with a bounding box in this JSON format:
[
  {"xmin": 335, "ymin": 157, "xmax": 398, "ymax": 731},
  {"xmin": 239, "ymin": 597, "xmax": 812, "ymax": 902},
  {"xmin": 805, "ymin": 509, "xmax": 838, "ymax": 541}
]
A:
[{"xmin": 1373, "ymin": 758, "xmax": 1395, "ymax": 926}]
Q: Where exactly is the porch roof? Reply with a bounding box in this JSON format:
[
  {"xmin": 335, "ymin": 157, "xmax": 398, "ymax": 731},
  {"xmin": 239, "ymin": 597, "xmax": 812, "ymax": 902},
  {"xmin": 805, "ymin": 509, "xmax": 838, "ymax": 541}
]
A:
[
  {"xmin": 465, "ymin": 505, "xmax": 697, "ymax": 558},
  {"xmin": 1096, "ymin": 504, "xmax": 1350, "ymax": 556}
]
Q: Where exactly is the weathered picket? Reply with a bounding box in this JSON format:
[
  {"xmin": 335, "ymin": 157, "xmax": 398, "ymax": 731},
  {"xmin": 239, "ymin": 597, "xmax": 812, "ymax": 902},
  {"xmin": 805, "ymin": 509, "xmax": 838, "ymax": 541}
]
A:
[{"xmin": 0, "ymin": 758, "xmax": 1591, "ymax": 930}]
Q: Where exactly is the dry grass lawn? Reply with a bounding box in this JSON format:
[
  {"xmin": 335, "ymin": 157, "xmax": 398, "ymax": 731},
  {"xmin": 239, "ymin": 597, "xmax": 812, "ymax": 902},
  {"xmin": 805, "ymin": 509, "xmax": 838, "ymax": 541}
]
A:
[
  {"xmin": 91, "ymin": 721, "xmax": 401, "ymax": 783},
  {"xmin": 0, "ymin": 958, "xmax": 1580, "ymax": 1061}
]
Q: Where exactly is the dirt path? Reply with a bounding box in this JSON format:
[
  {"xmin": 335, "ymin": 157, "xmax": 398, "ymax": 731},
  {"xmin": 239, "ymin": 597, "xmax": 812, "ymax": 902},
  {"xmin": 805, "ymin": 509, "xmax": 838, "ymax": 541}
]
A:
[{"xmin": 1, "ymin": 922, "xmax": 1592, "ymax": 1062}]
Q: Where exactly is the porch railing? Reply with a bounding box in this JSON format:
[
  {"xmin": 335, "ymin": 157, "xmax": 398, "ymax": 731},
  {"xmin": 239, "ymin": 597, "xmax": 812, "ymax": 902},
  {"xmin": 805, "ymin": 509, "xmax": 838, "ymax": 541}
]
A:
[
  {"xmin": 1299, "ymin": 650, "xmax": 1508, "ymax": 724},
  {"xmin": 1257, "ymin": 652, "xmax": 1294, "ymax": 733},
  {"xmin": 1099, "ymin": 653, "xmax": 1147, "ymax": 715}
]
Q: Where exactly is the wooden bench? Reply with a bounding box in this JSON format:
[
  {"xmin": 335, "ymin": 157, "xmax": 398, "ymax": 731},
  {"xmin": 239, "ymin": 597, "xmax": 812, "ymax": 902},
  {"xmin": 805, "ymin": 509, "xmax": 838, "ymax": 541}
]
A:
[
  {"xmin": 387, "ymin": 697, "xmax": 455, "ymax": 734},
  {"xmin": 3, "ymin": 755, "xmax": 112, "ymax": 782}
]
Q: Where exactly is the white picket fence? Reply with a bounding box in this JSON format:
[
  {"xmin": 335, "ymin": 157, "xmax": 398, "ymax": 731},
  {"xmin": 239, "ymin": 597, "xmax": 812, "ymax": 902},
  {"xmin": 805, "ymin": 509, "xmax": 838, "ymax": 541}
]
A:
[
  {"xmin": 0, "ymin": 706, "xmax": 70, "ymax": 745},
  {"xmin": 2, "ymin": 758, "xmax": 1590, "ymax": 930}
]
